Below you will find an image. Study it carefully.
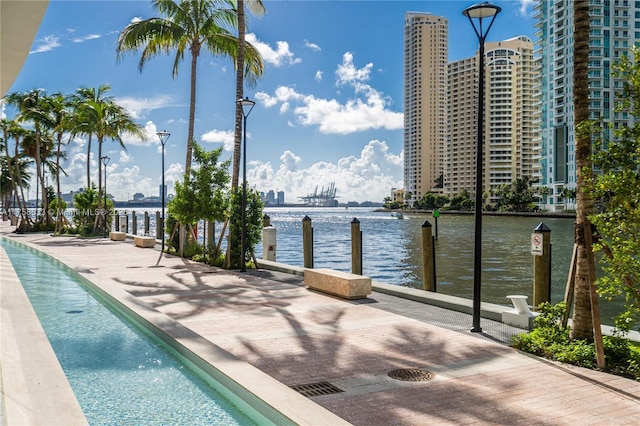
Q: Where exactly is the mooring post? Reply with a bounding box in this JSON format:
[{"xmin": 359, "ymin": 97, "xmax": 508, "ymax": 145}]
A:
[
  {"xmin": 351, "ymin": 218, "xmax": 363, "ymax": 275},
  {"xmin": 422, "ymin": 220, "xmax": 436, "ymax": 291},
  {"xmin": 115, "ymin": 213, "xmax": 120, "ymax": 232},
  {"xmin": 263, "ymin": 225, "xmax": 277, "ymax": 261},
  {"xmin": 532, "ymin": 222, "xmax": 552, "ymax": 306},
  {"xmin": 302, "ymin": 215, "xmax": 314, "ymax": 268},
  {"xmin": 131, "ymin": 212, "xmax": 137, "ymax": 235},
  {"xmin": 144, "ymin": 211, "xmax": 150, "ymax": 235}
]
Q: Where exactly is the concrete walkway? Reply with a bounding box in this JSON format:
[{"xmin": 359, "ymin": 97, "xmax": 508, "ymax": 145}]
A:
[{"xmin": 2, "ymin": 227, "xmax": 640, "ymax": 425}]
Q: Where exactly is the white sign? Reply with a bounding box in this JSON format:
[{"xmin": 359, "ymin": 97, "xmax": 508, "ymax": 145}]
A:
[{"xmin": 531, "ymin": 233, "xmax": 543, "ymax": 256}]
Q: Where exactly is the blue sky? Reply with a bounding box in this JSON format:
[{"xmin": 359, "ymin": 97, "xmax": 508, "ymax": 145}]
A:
[{"xmin": 3, "ymin": 0, "xmax": 536, "ymax": 203}]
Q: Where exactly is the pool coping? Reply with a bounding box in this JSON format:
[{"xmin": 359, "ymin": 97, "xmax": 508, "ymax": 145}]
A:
[
  {"xmin": 0, "ymin": 246, "xmax": 88, "ymax": 426},
  {"xmin": 0, "ymin": 233, "xmax": 351, "ymax": 426}
]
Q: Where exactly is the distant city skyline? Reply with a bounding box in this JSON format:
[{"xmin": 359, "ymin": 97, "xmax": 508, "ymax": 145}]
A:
[{"xmin": 2, "ymin": 1, "xmax": 536, "ymax": 203}]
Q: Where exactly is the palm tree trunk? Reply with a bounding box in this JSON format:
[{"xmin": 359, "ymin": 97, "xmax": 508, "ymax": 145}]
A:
[
  {"xmin": 2, "ymin": 131, "xmax": 17, "ymax": 213},
  {"xmin": 34, "ymin": 132, "xmax": 47, "ymax": 225},
  {"xmin": 13, "ymin": 138, "xmax": 29, "ymax": 220},
  {"xmin": 93, "ymin": 139, "xmax": 104, "ymax": 233},
  {"xmin": 570, "ymin": 0, "xmax": 595, "ymax": 341},
  {"xmin": 185, "ymin": 46, "xmax": 200, "ymax": 176},
  {"xmin": 232, "ymin": 0, "xmax": 246, "ymax": 190},
  {"xmin": 55, "ymin": 132, "xmax": 64, "ymax": 233},
  {"xmin": 86, "ymin": 134, "xmax": 93, "ymax": 189}
]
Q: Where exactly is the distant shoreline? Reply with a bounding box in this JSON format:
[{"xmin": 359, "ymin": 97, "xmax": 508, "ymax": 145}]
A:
[{"xmin": 374, "ymin": 208, "xmax": 576, "ymax": 219}]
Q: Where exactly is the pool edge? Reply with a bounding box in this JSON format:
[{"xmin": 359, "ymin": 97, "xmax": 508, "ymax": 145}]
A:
[{"xmin": 0, "ymin": 245, "xmax": 88, "ymax": 426}]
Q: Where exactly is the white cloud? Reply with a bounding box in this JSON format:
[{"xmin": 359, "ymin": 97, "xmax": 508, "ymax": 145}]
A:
[
  {"xmin": 30, "ymin": 35, "xmax": 61, "ymax": 54},
  {"xmin": 280, "ymin": 150, "xmax": 301, "ymax": 171},
  {"xmin": 72, "ymin": 34, "xmax": 101, "ymax": 43},
  {"xmin": 115, "ymin": 95, "xmax": 173, "ymax": 120},
  {"xmin": 119, "ymin": 151, "xmax": 132, "ymax": 163},
  {"xmin": 336, "ymin": 52, "xmax": 373, "ymax": 86},
  {"xmin": 0, "ymin": 101, "xmax": 6, "ymax": 119},
  {"xmin": 518, "ymin": 0, "xmax": 535, "ymax": 17},
  {"xmin": 201, "ymin": 129, "xmax": 235, "ymax": 151},
  {"xmin": 304, "ymin": 40, "xmax": 321, "ymax": 51},
  {"xmin": 246, "ymin": 33, "xmax": 301, "ymax": 67},
  {"xmin": 315, "ymin": 70, "xmax": 323, "ymax": 82},
  {"xmin": 131, "ymin": 17, "xmax": 143, "ymax": 23},
  {"xmin": 256, "ymin": 53, "xmax": 402, "ymax": 134},
  {"xmin": 248, "ymin": 140, "xmax": 402, "ymax": 203},
  {"xmin": 120, "ymin": 120, "xmax": 155, "ymax": 147}
]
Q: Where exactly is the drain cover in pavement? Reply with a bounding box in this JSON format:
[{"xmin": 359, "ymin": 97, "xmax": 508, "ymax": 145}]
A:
[
  {"xmin": 388, "ymin": 368, "xmax": 435, "ymax": 382},
  {"xmin": 290, "ymin": 381, "xmax": 344, "ymax": 397}
]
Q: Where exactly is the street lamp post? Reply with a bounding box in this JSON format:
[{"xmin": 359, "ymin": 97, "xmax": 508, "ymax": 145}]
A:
[
  {"xmin": 463, "ymin": 2, "xmax": 501, "ymax": 333},
  {"xmin": 237, "ymin": 97, "xmax": 255, "ymax": 272},
  {"xmin": 157, "ymin": 131, "xmax": 170, "ymax": 258},
  {"xmin": 101, "ymin": 156, "xmax": 110, "ymax": 237}
]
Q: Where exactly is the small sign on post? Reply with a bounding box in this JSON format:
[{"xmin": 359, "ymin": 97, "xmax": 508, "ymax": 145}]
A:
[{"xmin": 531, "ymin": 233, "xmax": 543, "ymax": 256}]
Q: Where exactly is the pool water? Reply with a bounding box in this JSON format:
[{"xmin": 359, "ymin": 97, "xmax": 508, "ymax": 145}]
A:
[{"xmin": 1, "ymin": 239, "xmax": 257, "ymax": 425}]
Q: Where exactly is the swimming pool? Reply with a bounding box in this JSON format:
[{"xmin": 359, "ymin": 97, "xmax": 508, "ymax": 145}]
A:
[{"xmin": 1, "ymin": 238, "xmax": 260, "ymax": 425}]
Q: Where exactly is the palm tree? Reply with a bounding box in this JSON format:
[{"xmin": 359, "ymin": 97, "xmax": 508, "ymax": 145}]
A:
[
  {"xmin": 116, "ymin": 0, "xmax": 264, "ymax": 175},
  {"xmin": 0, "ymin": 116, "xmax": 31, "ymax": 217},
  {"xmin": 86, "ymin": 97, "xmax": 143, "ymax": 233},
  {"xmin": 47, "ymin": 92, "xmax": 72, "ymax": 233},
  {"xmin": 231, "ymin": 0, "xmax": 265, "ymax": 189},
  {"xmin": 70, "ymin": 84, "xmax": 113, "ymax": 189},
  {"xmin": 570, "ymin": 0, "xmax": 598, "ymax": 342},
  {"xmin": 8, "ymin": 89, "xmax": 57, "ymax": 225}
]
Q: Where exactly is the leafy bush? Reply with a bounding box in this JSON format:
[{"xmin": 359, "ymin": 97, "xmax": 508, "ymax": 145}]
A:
[{"xmin": 512, "ymin": 302, "xmax": 640, "ymax": 380}]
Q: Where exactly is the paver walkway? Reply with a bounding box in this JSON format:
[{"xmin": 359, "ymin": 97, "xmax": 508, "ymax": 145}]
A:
[{"xmin": 4, "ymin": 230, "xmax": 640, "ymax": 425}]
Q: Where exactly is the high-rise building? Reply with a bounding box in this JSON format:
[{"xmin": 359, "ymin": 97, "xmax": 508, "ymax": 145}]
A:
[
  {"xmin": 403, "ymin": 12, "xmax": 448, "ymax": 206},
  {"xmin": 266, "ymin": 190, "xmax": 276, "ymax": 205},
  {"xmin": 536, "ymin": 0, "xmax": 638, "ymax": 211},
  {"xmin": 447, "ymin": 36, "xmax": 538, "ymax": 201},
  {"xmin": 277, "ymin": 191, "xmax": 285, "ymax": 205}
]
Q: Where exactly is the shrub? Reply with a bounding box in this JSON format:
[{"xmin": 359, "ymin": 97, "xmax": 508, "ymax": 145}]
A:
[{"xmin": 512, "ymin": 302, "xmax": 640, "ymax": 380}]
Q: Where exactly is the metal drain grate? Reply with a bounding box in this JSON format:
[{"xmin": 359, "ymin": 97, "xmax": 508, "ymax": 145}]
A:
[
  {"xmin": 290, "ymin": 381, "xmax": 344, "ymax": 397},
  {"xmin": 388, "ymin": 368, "xmax": 435, "ymax": 382}
]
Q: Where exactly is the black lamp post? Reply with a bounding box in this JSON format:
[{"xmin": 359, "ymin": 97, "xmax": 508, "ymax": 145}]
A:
[
  {"xmin": 463, "ymin": 2, "xmax": 501, "ymax": 333},
  {"xmin": 101, "ymin": 155, "xmax": 110, "ymax": 237},
  {"xmin": 157, "ymin": 131, "xmax": 170, "ymax": 257},
  {"xmin": 237, "ymin": 97, "xmax": 255, "ymax": 272}
]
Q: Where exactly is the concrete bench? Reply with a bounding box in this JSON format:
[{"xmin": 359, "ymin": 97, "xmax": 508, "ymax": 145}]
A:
[
  {"xmin": 134, "ymin": 235, "xmax": 156, "ymax": 248},
  {"xmin": 109, "ymin": 231, "xmax": 126, "ymax": 241},
  {"xmin": 304, "ymin": 268, "xmax": 372, "ymax": 300}
]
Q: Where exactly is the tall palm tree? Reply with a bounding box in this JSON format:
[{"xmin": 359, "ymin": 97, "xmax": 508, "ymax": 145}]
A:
[
  {"xmin": 8, "ymin": 89, "xmax": 57, "ymax": 225},
  {"xmin": 570, "ymin": 0, "xmax": 597, "ymax": 341},
  {"xmin": 116, "ymin": 0, "xmax": 264, "ymax": 175},
  {"xmin": 47, "ymin": 92, "xmax": 72, "ymax": 233},
  {"xmin": 231, "ymin": 0, "xmax": 265, "ymax": 189},
  {"xmin": 0, "ymin": 117, "xmax": 31, "ymax": 217},
  {"xmin": 86, "ymin": 98, "xmax": 143, "ymax": 233},
  {"xmin": 70, "ymin": 84, "xmax": 113, "ymax": 189}
]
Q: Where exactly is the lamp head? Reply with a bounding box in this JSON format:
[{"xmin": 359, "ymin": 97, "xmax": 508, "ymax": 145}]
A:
[
  {"xmin": 462, "ymin": 2, "xmax": 501, "ymax": 41},
  {"xmin": 101, "ymin": 155, "xmax": 110, "ymax": 166},
  {"xmin": 156, "ymin": 130, "xmax": 170, "ymax": 146},
  {"xmin": 237, "ymin": 97, "xmax": 256, "ymax": 117},
  {"xmin": 462, "ymin": 2, "xmax": 501, "ymax": 19}
]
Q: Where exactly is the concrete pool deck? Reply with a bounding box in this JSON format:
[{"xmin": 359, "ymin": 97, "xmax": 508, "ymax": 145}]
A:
[{"xmin": 2, "ymin": 224, "xmax": 640, "ymax": 425}]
